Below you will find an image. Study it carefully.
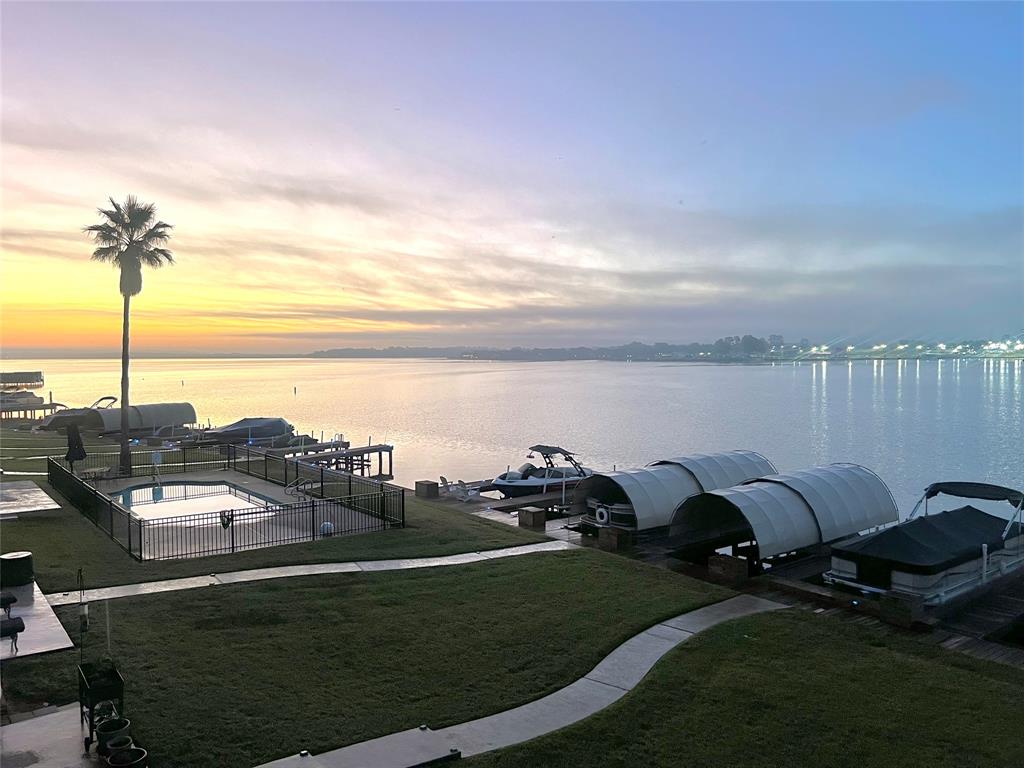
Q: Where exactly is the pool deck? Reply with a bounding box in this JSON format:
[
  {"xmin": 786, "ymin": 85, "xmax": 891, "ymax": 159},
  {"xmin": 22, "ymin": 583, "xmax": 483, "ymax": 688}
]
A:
[{"xmin": 94, "ymin": 469, "xmax": 294, "ymax": 505}]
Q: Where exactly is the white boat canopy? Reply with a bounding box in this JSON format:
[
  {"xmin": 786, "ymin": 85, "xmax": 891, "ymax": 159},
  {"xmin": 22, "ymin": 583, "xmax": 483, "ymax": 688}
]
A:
[
  {"xmin": 95, "ymin": 403, "xmax": 197, "ymax": 433},
  {"xmin": 572, "ymin": 450, "xmax": 778, "ymax": 530},
  {"xmin": 673, "ymin": 463, "xmax": 899, "ymax": 558}
]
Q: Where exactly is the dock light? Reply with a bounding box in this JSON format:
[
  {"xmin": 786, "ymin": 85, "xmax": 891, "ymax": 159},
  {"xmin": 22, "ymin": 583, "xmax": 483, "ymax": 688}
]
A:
[{"xmin": 851, "ymin": 600, "xmax": 860, "ymax": 607}]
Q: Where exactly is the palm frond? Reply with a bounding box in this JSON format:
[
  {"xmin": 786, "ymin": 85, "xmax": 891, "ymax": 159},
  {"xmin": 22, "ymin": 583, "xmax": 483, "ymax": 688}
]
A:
[
  {"xmin": 140, "ymin": 221, "xmax": 173, "ymax": 244},
  {"xmin": 83, "ymin": 223, "xmax": 122, "ymax": 245},
  {"xmin": 140, "ymin": 247, "xmax": 174, "ymax": 267},
  {"xmin": 90, "ymin": 245, "xmax": 122, "ymax": 262},
  {"xmin": 108, "ymin": 197, "xmax": 129, "ymax": 229},
  {"xmin": 126, "ymin": 200, "xmax": 155, "ymax": 234}
]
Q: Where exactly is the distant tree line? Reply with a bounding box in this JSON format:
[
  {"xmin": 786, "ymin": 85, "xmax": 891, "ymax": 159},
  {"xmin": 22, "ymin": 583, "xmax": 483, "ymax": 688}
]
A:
[{"xmin": 310, "ymin": 336, "xmax": 775, "ymax": 362}]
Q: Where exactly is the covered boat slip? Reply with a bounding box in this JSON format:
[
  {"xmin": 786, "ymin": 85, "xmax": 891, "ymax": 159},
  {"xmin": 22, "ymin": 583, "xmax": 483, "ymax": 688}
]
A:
[
  {"xmin": 826, "ymin": 482, "xmax": 1024, "ymax": 607},
  {"xmin": 670, "ymin": 463, "xmax": 900, "ymax": 560},
  {"xmin": 571, "ymin": 450, "xmax": 777, "ymax": 530},
  {"xmin": 39, "ymin": 402, "xmax": 196, "ymax": 434}
]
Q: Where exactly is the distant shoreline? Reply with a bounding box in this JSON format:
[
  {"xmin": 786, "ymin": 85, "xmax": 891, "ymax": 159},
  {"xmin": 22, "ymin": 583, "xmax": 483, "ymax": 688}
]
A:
[{"xmin": 3, "ymin": 352, "xmax": 1020, "ymax": 363}]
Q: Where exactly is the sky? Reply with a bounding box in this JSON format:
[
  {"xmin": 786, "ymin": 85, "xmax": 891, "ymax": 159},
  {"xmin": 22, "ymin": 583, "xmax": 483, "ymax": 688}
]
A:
[{"xmin": 2, "ymin": 1, "xmax": 1022, "ymax": 356}]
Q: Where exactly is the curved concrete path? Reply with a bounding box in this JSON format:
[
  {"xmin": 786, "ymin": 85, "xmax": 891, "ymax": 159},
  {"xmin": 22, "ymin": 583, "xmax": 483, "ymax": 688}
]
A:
[
  {"xmin": 45, "ymin": 540, "xmax": 575, "ymax": 606},
  {"xmin": 258, "ymin": 593, "xmax": 786, "ymax": 768}
]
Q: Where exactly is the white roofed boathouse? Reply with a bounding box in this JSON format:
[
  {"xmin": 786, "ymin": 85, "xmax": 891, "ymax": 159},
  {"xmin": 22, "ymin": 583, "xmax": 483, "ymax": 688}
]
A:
[
  {"xmin": 669, "ymin": 463, "xmax": 899, "ymax": 565},
  {"xmin": 571, "ymin": 450, "xmax": 778, "ymax": 531}
]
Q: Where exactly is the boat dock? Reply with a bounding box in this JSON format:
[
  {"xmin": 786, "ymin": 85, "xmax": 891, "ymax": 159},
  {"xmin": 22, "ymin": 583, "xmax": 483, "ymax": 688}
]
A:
[
  {"xmin": 272, "ymin": 442, "xmax": 395, "ymax": 479},
  {"xmin": 0, "ymin": 402, "xmax": 63, "ymax": 420}
]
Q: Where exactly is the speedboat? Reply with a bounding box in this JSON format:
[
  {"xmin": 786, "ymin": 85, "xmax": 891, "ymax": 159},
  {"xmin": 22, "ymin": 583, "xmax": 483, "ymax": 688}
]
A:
[{"xmin": 491, "ymin": 445, "xmax": 593, "ymax": 498}]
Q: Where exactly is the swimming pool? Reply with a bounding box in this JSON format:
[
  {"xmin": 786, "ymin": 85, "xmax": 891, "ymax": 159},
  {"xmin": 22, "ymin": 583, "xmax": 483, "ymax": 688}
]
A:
[{"xmin": 114, "ymin": 481, "xmax": 279, "ymax": 521}]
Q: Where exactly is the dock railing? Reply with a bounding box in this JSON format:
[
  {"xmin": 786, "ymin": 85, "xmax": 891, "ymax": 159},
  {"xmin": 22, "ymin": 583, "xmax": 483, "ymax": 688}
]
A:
[{"xmin": 226, "ymin": 445, "xmax": 404, "ymax": 527}]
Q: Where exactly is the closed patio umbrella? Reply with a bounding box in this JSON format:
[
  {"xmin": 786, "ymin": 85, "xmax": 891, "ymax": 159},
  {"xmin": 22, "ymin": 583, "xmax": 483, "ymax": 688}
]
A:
[{"xmin": 65, "ymin": 423, "xmax": 87, "ymax": 472}]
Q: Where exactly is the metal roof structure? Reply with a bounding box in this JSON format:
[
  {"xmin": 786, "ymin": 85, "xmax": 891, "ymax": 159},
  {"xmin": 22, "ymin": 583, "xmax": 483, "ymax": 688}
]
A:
[
  {"xmin": 571, "ymin": 450, "xmax": 777, "ymax": 530},
  {"xmin": 674, "ymin": 463, "xmax": 899, "ymax": 558},
  {"xmin": 94, "ymin": 403, "xmax": 197, "ymax": 433}
]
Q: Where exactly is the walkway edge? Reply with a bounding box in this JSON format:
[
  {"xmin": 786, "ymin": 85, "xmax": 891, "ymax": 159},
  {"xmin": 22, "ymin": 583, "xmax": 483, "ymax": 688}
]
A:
[{"xmin": 45, "ymin": 540, "xmax": 576, "ymax": 606}]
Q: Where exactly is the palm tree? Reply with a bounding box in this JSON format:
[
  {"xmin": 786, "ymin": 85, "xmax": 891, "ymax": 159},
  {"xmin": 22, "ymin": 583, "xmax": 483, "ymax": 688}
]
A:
[{"xmin": 85, "ymin": 196, "xmax": 174, "ymax": 473}]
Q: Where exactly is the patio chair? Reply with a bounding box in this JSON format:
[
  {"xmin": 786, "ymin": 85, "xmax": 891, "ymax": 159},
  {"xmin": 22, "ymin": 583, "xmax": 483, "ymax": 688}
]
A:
[
  {"xmin": 456, "ymin": 480, "xmax": 482, "ymax": 503},
  {"xmin": 0, "ymin": 591, "xmax": 16, "ymax": 618},
  {"xmin": 439, "ymin": 476, "xmax": 455, "ymax": 496}
]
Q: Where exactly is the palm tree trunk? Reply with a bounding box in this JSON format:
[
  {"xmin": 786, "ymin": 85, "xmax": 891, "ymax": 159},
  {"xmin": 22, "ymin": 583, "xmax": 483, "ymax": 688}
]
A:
[{"xmin": 119, "ymin": 293, "xmax": 131, "ymax": 474}]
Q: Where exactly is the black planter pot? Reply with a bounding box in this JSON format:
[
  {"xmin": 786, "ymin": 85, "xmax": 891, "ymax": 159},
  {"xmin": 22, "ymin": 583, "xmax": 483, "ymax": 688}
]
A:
[
  {"xmin": 96, "ymin": 717, "xmax": 131, "ymax": 756},
  {"xmin": 106, "ymin": 747, "xmax": 148, "ymax": 767}
]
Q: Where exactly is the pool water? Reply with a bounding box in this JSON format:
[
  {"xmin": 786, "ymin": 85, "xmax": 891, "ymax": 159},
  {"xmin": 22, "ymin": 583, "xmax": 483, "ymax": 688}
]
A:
[{"xmin": 114, "ymin": 482, "xmax": 277, "ymax": 521}]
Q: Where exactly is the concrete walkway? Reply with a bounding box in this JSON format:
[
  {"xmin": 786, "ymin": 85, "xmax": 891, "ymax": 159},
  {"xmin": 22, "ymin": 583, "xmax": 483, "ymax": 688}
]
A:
[
  {"xmin": 258, "ymin": 594, "xmax": 786, "ymax": 768},
  {"xmin": 45, "ymin": 540, "xmax": 576, "ymax": 606}
]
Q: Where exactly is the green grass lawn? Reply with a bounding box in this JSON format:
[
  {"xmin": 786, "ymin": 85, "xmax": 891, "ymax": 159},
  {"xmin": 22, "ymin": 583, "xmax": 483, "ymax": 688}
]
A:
[
  {"xmin": 1, "ymin": 486, "xmax": 545, "ymax": 593},
  {"xmin": 0, "ymin": 424, "xmax": 133, "ymax": 473},
  {"xmin": 467, "ymin": 609, "xmax": 1024, "ymax": 768},
  {"xmin": 0, "ymin": 550, "xmax": 729, "ymax": 768}
]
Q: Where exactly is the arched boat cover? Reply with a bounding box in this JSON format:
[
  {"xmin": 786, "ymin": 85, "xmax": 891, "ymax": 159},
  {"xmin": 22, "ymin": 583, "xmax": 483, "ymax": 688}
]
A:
[
  {"xmin": 923, "ymin": 482, "xmax": 1023, "ymax": 508},
  {"xmin": 573, "ymin": 450, "xmax": 777, "ymax": 529},
  {"xmin": 676, "ymin": 463, "xmax": 899, "ymax": 558},
  {"xmin": 95, "ymin": 403, "xmax": 197, "ymax": 433},
  {"xmin": 650, "ymin": 451, "xmax": 779, "ymax": 492}
]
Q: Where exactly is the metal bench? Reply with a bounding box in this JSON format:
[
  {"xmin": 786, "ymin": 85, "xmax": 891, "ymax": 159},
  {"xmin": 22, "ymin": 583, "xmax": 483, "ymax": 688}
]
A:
[{"xmin": 1, "ymin": 616, "xmax": 25, "ymax": 652}]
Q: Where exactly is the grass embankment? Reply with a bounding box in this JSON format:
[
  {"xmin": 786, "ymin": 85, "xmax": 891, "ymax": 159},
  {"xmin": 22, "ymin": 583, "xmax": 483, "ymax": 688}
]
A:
[
  {"xmin": 468, "ymin": 609, "xmax": 1024, "ymax": 768},
  {"xmin": 1, "ymin": 425, "xmax": 545, "ymax": 592},
  {"xmin": 0, "ymin": 550, "xmax": 729, "ymax": 768}
]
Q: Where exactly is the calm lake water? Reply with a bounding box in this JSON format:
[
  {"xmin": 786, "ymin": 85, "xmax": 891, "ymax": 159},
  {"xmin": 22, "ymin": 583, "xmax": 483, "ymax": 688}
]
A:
[{"xmin": 7, "ymin": 357, "xmax": 1022, "ymax": 516}]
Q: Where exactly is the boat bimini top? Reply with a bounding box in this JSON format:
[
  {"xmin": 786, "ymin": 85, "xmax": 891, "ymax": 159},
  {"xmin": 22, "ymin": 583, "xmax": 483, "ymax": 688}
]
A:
[{"xmin": 908, "ymin": 481, "xmax": 1024, "ymax": 540}]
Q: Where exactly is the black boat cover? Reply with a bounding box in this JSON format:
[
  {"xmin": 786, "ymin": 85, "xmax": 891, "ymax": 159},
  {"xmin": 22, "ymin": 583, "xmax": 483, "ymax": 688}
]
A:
[
  {"xmin": 923, "ymin": 482, "xmax": 1023, "ymax": 507},
  {"xmin": 209, "ymin": 417, "xmax": 293, "ymax": 439},
  {"xmin": 832, "ymin": 506, "xmax": 1024, "ymax": 574}
]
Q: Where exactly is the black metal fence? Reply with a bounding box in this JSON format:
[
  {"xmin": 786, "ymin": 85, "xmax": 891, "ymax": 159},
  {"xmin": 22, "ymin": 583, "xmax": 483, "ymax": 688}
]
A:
[
  {"xmin": 48, "ymin": 444, "xmax": 405, "ymax": 561},
  {"xmin": 56, "ymin": 445, "xmax": 229, "ymax": 479},
  {"xmin": 140, "ymin": 494, "xmax": 396, "ymax": 560},
  {"xmin": 47, "ymin": 459, "xmax": 144, "ymax": 560}
]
